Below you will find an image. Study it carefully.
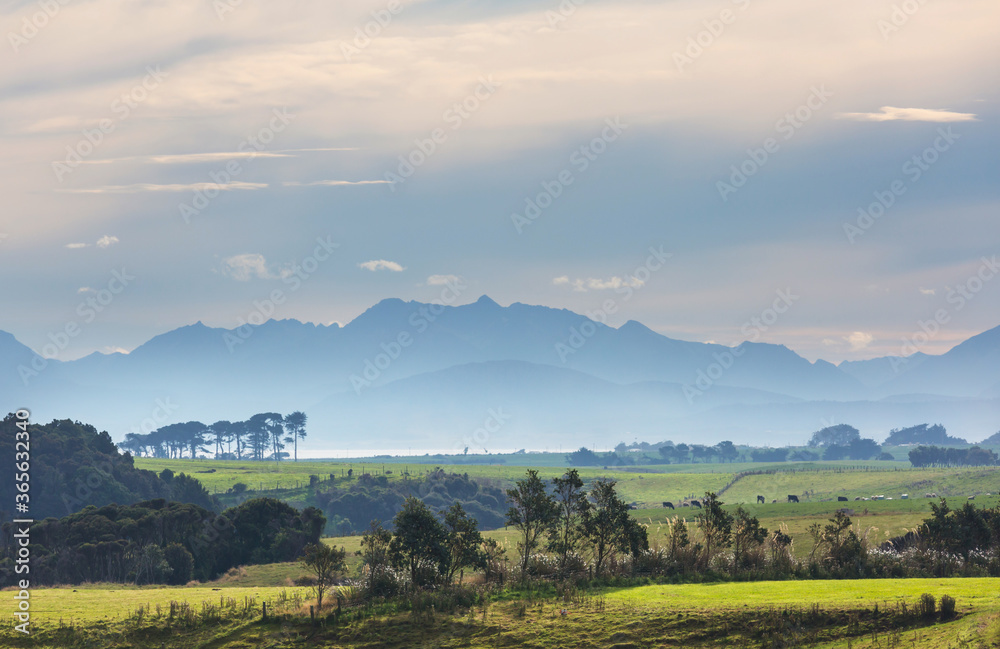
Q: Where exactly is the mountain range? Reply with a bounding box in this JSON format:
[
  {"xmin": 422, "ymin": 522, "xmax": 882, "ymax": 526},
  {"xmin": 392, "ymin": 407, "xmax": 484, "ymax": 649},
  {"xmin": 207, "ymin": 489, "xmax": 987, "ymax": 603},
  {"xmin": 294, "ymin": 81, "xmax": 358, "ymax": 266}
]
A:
[{"xmin": 2, "ymin": 296, "xmax": 998, "ymax": 450}]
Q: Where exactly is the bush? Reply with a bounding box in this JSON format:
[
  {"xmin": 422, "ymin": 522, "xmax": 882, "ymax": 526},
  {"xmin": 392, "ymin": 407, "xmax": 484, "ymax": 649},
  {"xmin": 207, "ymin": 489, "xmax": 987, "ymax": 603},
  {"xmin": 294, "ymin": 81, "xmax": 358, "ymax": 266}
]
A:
[
  {"xmin": 918, "ymin": 593, "xmax": 935, "ymax": 618},
  {"xmin": 939, "ymin": 594, "xmax": 956, "ymax": 619}
]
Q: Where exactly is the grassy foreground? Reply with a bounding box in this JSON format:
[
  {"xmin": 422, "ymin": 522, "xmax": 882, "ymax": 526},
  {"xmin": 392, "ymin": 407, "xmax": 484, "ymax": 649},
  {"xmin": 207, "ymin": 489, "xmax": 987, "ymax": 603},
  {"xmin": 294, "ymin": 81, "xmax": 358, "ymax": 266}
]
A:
[{"xmin": 4, "ymin": 578, "xmax": 998, "ymax": 648}]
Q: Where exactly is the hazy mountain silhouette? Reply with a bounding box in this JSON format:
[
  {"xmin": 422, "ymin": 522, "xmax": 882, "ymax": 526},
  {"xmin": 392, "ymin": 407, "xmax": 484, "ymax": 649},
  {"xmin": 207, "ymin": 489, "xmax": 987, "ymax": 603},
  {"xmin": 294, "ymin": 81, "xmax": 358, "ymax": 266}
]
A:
[{"xmin": 2, "ymin": 297, "xmax": 997, "ymax": 448}]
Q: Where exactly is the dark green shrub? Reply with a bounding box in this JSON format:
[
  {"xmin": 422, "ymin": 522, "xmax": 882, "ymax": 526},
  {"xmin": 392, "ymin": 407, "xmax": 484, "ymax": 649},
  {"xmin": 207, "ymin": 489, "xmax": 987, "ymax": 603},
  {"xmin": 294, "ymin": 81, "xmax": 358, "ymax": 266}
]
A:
[
  {"xmin": 939, "ymin": 594, "xmax": 956, "ymax": 619},
  {"xmin": 918, "ymin": 593, "xmax": 935, "ymax": 618}
]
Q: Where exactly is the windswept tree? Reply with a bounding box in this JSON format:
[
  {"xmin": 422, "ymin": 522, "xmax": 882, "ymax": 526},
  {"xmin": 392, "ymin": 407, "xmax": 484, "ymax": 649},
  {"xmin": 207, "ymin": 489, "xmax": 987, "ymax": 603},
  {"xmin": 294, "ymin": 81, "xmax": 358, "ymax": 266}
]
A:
[
  {"xmin": 547, "ymin": 469, "xmax": 590, "ymax": 573},
  {"xmin": 505, "ymin": 469, "xmax": 558, "ymax": 579},
  {"xmin": 580, "ymin": 479, "xmax": 648, "ymax": 576},
  {"xmin": 209, "ymin": 420, "xmax": 232, "ymax": 459},
  {"xmin": 284, "ymin": 411, "xmax": 308, "ymax": 462},
  {"xmin": 247, "ymin": 412, "xmax": 284, "ymax": 461}
]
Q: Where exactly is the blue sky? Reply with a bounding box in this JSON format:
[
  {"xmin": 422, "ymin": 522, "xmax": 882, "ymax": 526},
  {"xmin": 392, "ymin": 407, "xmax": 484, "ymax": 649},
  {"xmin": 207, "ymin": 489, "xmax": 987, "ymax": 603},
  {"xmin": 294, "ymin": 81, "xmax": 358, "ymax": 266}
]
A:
[{"xmin": 1, "ymin": 0, "xmax": 997, "ymax": 363}]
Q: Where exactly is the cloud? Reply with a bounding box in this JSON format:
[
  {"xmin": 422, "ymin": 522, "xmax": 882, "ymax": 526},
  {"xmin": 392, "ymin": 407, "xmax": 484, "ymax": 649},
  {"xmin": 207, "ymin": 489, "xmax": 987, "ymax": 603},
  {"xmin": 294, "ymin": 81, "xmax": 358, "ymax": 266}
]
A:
[
  {"xmin": 919, "ymin": 287, "xmax": 936, "ymax": 296},
  {"xmin": 359, "ymin": 259, "xmax": 406, "ymax": 272},
  {"xmin": 96, "ymin": 235, "xmax": 119, "ymax": 248},
  {"xmin": 59, "ymin": 182, "xmax": 268, "ymax": 194},
  {"xmin": 68, "ymin": 148, "xmax": 357, "ymax": 165},
  {"xmin": 553, "ymin": 275, "xmax": 644, "ymax": 292},
  {"xmin": 219, "ymin": 253, "xmax": 292, "ymax": 281},
  {"xmin": 77, "ymin": 286, "xmax": 94, "ymax": 293},
  {"xmin": 427, "ymin": 274, "xmax": 461, "ymax": 285},
  {"xmin": 283, "ymin": 180, "xmax": 392, "ymax": 187},
  {"xmin": 836, "ymin": 106, "xmax": 977, "ymax": 122},
  {"xmin": 845, "ymin": 331, "xmax": 874, "ymax": 351},
  {"xmin": 65, "ymin": 242, "xmax": 89, "ymax": 249}
]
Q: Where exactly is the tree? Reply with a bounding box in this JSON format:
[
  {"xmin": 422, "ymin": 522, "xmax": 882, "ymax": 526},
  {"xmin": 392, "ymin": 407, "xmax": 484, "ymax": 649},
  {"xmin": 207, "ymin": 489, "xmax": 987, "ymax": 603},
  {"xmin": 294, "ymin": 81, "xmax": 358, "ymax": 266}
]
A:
[
  {"xmin": 567, "ymin": 447, "xmax": 602, "ymax": 466},
  {"xmin": 824, "ymin": 444, "xmax": 849, "ymax": 461},
  {"xmin": 359, "ymin": 521, "xmax": 395, "ymax": 596},
  {"xmin": 505, "ymin": 469, "xmax": 558, "ymax": 579},
  {"xmin": 696, "ymin": 492, "xmax": 732, "ymax": 569},
  {"xmin": 672, "ymin": 443, "xmax": 690, "ymax": 464},
  {"xmin": 284, "ymin": 411, "xmax": 308, "ymax": 462},
  {"xmin": 547, "ymin": 469, "xmax": 590, "ymax": 573},
  {"xmin": 181, "ymin": 421, "xmax": 209, "ymax": 458},
  {"xmin": 441, "ymin": 501, "xmax": 486, "ymax": 583},
  {"xmin": 885, "ymin": 423, "xmax": 966, "ymax": 446},
  {"xmin": 300, "ymin": 543, "xmax": 347, "ymax": 610},
  {"xmin": 807, "ymin": 424, "xmax": 860, "ymax": 448},
  {"xmin": 580, "ymin": 479, "xmax": 648, "ymax": 576},
  {"xmin": 731, "ymin": 506, "xmax": 768, "ymax": 570},
  {"xmin": 389, "ymin": 497, "xmax": 449, "ymax": 588},
  {"xmin": 848, "ymin": 437, "xmax": 881, "ymax": 460},
  {"xmin": 209, "ymin": 420, "xmax": 232, "ymax": 459},
  {"xmin": 657, "ymin": 444, "xmax": 674, "ymax": 464},
  {"xmin": 817, "ymin": 511, "xmax": 866, "ymax": 573},
  {"xmin": 715, "ymin": 440, "xmax": 739, "ymax": 463}
]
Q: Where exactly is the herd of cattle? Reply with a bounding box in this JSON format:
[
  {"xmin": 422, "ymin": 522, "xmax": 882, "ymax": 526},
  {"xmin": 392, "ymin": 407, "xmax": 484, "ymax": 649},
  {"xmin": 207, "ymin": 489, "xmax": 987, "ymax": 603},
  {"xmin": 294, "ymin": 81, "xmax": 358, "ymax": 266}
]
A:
[{"xmin": 659, "ymin": 491, "xmax": 981, "ymax": 509}]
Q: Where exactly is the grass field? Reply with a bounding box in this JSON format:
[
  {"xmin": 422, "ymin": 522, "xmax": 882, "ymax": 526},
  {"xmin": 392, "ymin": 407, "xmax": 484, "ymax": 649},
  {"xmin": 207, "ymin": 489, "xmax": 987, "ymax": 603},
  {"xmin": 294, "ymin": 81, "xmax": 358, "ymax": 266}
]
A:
[
  {"xmin": 10, "ymin": 584, "xmax": 310, "ymax": 625},
  {"xmin": 135, "ymin": 458, "xmax": 1000, "ymax": 509},
  {"xmin": 6, "ymin": 578, "xmax": 998, "ymax": 648},
  {"xmin": 20, "ymin": 459, "xmax": 996, "ymax": 647}
]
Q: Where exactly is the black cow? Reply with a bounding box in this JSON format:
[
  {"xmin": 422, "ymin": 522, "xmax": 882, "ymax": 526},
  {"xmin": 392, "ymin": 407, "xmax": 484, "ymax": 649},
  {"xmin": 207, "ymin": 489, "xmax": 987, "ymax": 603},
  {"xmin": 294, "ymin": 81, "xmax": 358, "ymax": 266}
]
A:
[
  {"xmin": 787, "ymin": 495, "xmax": 799, "ymax": 503},
  {"xmin": 757, "ymin": 495, "xmax": 765, "ymax": 504},
  {"xmin": 690, "ymin": 500, "xmax": 702, "ymax": 508},
  {"xmin": 837, "ymin": 496, "xmax": 848, "ymax": 502},
  {"xmin": 663, "ymin": 501, "xmax": 674, "ymax": 509}
]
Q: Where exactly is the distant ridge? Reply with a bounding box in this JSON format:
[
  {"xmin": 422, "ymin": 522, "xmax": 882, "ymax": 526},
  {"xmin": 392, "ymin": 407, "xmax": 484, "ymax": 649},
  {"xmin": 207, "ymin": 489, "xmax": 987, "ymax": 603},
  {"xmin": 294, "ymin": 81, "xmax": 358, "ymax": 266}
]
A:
[{"xmin": 1, "ymin": 297, "xmax": 998, "ymax": 448}]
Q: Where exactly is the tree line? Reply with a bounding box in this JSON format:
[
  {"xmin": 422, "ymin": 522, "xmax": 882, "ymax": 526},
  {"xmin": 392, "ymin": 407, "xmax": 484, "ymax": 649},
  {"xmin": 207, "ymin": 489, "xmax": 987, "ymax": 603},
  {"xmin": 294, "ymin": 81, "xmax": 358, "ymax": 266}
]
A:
[
  {"xmin": 0, "ymin": 497, "xmax": 324, "ymax": 587},
  {"xmin": 0, "ymin": 414, "xmax": 215, "ymax": 521},
  {"xmin": 908, "ymin": 445, "xmax": 998, "ymax": 467},
  {"xmin": 119, "ymin": 411, "xmax": 308, "ymax": 461}
]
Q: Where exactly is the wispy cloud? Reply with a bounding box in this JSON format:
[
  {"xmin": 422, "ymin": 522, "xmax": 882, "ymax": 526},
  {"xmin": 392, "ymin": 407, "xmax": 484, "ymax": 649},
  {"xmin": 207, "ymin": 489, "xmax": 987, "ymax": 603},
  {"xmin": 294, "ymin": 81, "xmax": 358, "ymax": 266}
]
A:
[
  {"xmin": 66, "ymin": 235, "xmax": 120, "ymax": 249},
  {"xmin": 284, "ymin": 180, "xmax": 391, "ymax": 187},
  {"xmin": 919, "ymin": 287, "xmax": 936, "ymax": 296},
  {"xmin": 845, "ymin": 331, "xmax": 874, "ymax": 351},
  {"xmin": 77, "ymin": 286, "xmax": 94, "ymax": 293},
  {"xmin": 427, "ymin": 274, "xmax": 461, "ymax": 285},
  {"xmin": 836, "ymin": 106, "xmax": 977, "ymax": 122},
  {"xmin": 63, "ymin": 147, "xmax": 358, "ymax": 165},
  {"xmin": 219, "ymin": 253, "xmax": 292, "ymax": 281},
  {"xmin": 59, "ymin": 182, "xmax": 268, "ymax": 194},
  {"xmin": 359, "ymin": 259, "xmax": 405, "ymax": 272},
  {"xmin": 553, "ymin": 275, "xmax": 644, "ymax": 292}
]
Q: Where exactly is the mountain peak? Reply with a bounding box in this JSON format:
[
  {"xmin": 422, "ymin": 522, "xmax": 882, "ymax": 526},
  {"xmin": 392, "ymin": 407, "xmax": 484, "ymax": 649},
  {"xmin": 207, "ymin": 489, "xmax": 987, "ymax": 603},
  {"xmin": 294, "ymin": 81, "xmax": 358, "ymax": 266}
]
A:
[
  {"xmin": 474, "ymin": 295, "xmax": 500, "ymax": 307},
  {"xmin": 619, "ymin": 320, "xmax": 654, "ymax": 335}
]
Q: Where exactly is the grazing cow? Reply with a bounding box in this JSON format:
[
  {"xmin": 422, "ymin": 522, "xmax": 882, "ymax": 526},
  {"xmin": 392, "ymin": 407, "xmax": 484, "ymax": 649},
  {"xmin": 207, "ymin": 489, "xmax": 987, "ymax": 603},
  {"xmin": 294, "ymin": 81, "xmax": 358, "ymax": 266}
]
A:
[
  {"xmin": 854, "ymin": 497, "xmax": 862, "ymax": 501},
  {"xmin": 663, "ymin": 501, "xmax": 674, "ymax": 509},
  {"xmin": 757, "ymin": 495, "xmax": 765, "ymax": 504},
  {"xmin": 837, "ymin": 496, "xmax": 848, "ymax": 502},
  {"xmin": 681, "ymin": 502, "xmax": 690, "ymax": 507},
  {"xmin": 691, "ymin": 500, "xmax": 702, "ymax": 508},
  {"xmin": 787, "ymin": 495, "xmax": 799, "ymax": 503},
  {"xmin": 968, "ymin": 495, "xmax": 976, "ymax": 500}
]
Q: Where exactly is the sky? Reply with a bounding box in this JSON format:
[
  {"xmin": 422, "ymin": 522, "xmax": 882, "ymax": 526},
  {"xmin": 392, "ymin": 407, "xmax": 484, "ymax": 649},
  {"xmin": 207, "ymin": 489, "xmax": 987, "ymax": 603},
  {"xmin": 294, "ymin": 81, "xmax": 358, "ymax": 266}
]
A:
[{"xmin": 1, "ymin": 0, "xmax": 998, "ymax": 364}]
